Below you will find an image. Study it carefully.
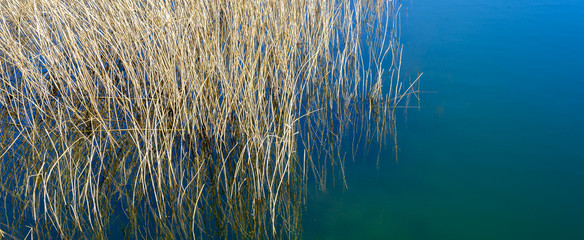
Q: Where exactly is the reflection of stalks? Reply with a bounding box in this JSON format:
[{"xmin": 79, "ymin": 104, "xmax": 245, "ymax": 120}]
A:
[
  {"xmin": 0, "ymin": 0, "xmax": 419, "ymax": 239},
  {"xmin": 0, "ymin": 227, "xmax": 15, "ymax": 240}
]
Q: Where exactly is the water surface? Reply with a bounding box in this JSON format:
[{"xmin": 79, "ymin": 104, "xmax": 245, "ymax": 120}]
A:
[{"xmin": 304, "ymin": 0, "xmax": 584, "ymax": 239}]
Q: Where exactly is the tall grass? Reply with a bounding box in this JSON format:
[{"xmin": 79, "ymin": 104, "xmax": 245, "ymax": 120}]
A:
[{"xmin": 0, "ymin": 0, "xmax": 419, "ymax": 238}]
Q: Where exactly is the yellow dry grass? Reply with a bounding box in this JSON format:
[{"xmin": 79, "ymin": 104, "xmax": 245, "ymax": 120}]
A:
[{"xmin": 0, "ymin": 0, "xmax": 419, "ymax": 238}]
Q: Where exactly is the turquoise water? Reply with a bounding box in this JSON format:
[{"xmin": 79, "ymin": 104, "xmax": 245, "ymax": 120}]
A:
[{"xmin": 304, "ymin": 0, "xmax": 584, "ymax": 239}]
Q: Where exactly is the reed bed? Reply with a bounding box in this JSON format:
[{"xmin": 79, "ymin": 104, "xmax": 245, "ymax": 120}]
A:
[{"xmin": 0, "ymin": 0, "xmax": 419, "ymax": 239}]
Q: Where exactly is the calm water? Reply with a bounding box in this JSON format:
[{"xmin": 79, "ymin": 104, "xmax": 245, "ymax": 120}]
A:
[{"xmin": 304, "ymin": 0, "xmax": 584, "ymax": 239}]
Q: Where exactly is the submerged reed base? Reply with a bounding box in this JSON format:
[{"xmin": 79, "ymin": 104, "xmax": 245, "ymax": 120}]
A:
[{"xmin": 0, "ymin": 0, "xmax": 419, "ymax": 239}]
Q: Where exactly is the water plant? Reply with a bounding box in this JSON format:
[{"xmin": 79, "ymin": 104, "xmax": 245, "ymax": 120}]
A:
[{"xmin": 0, "ymin": 0, "xmax": 419, "ymax": 238}]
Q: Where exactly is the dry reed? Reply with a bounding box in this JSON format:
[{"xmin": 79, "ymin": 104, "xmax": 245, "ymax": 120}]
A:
[{"xmin": 0, "ymin": 0, "xmax": 419, "ymax": 239}]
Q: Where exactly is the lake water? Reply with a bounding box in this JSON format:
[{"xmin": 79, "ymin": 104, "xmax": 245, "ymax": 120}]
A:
[{"xmin": 304, "ymin": 0, "xmax": 584, "ymax": 239}]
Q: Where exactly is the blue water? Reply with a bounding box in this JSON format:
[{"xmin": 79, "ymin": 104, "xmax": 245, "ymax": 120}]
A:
[{"xmin": 304, "ymin": 0, "xmax": 584, "ymax": 239}]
